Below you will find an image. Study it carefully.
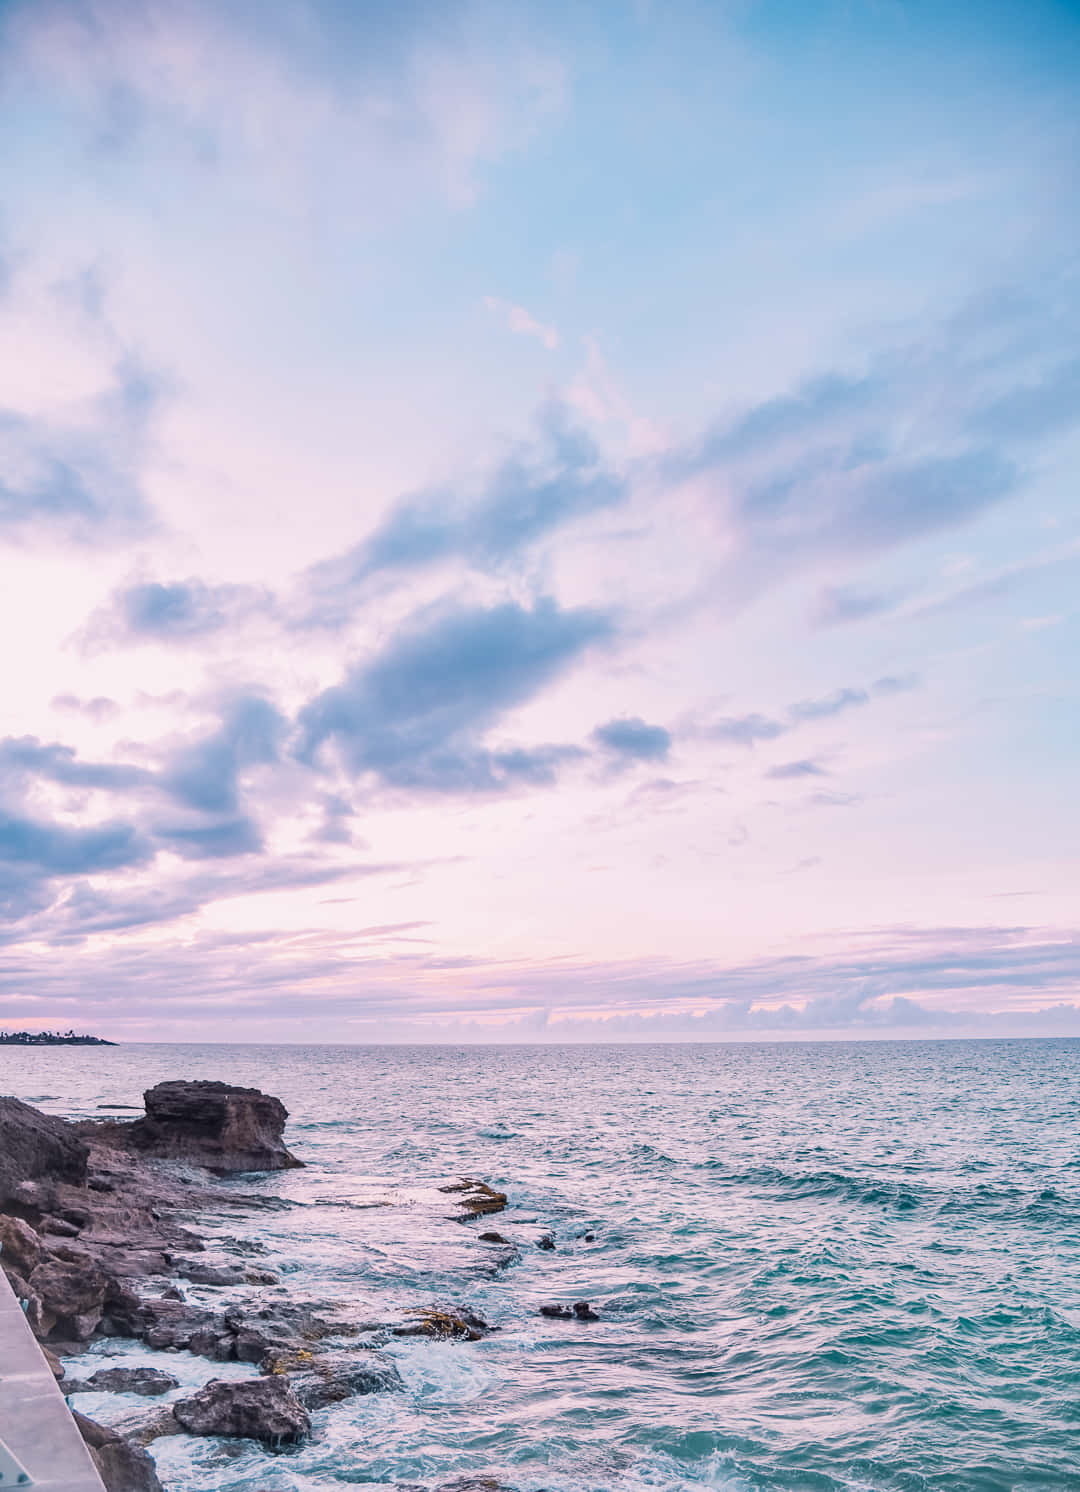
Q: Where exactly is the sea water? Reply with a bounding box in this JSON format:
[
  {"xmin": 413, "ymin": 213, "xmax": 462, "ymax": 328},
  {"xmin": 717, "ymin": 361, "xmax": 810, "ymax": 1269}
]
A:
[{"xmin": 3, "ymin": 1039, "xmax": 1079, "ymax": 1492}]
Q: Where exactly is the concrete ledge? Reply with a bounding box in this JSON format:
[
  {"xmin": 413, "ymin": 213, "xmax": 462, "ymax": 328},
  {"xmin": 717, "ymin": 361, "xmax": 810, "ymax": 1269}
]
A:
[{"xmin": 0, "ymin": 1268, "xmax": 105, "ymax": 1490}]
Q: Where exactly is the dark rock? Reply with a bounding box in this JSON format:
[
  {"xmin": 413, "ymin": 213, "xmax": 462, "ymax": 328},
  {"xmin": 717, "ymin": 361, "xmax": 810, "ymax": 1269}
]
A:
[
  {"xmin": 0, "ymin": 1096, "xmax": 88, "ymax": 1210},
  {"xmin": 572, "ymin": 1301, "xmax": 600, "ymax": 1321},
  {"xmin": 478, "ymin": 1232, "xmax": 510, "ymax": 1244},
  {"xmin": 129, "ymin": 1080, "xmax": 303, "ymax": 1172},
  {"xmin": 223, "ymin": 1299, "xmax": 347, "ymax": 1364},
  {"xmin": 536, "ymin": 1234, "xmax": 556, "ymax": 1251},
  {"xmin": 245, "ymin": 1267, "xmax": 280, "ymax": 1285},
  {"xmin": 539, "ymin": 1304, "xmax": 572, "ymax": 1319},
  {"xmin": 284, "ymin": 1350, "xmax": 404, "ymax": 1408},
  {"xmin": 393, "ymin": 1307, "xmax": 494, "ymax": 1341},
  {"xmin": 42, "ymin": 1344, "xmax": 65, "ymax": 1380},
  {"xmin": 161, "ymin": 1285, "xmax": 185, "ymax": 1301},
  {"xmin": 86, "ymin": 1366, "xmax": 181, "ymax": 1396},
  {"xmin": 440, "ymin": 1178, "xmax": 508, "ymax": 1219},
  {"xmin": 73, "ymin": 1410, "xmax": 165, "ymax": 1492},
  {"xmin": 0, "ymin": 1212, "xmax": 43, "ymax": 1276},
  {"xmin": 27, "ymin": 1255, "xmax": 109, "ymax": 1339},
  {"xmin": 173, "ymin": 1376, "xmax": 311, "ymax": 1444},
  {"xmin": 583, "ymin": 1233, "xmax": 596, "ymax": 1242},
  {"xmin": 178, "ymin": 1260, "xmax": 247, "ymax": 1287}
]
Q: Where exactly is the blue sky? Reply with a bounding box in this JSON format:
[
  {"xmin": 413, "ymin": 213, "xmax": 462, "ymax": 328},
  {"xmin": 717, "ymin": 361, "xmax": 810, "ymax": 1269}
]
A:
[{"xmin": 0, "ymin": 0, "xmax": 1077, "ymax": 1040}]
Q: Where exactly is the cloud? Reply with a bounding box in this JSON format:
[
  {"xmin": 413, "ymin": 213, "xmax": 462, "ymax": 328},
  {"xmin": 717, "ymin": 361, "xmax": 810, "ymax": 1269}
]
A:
[
  {"xmin": 154, "ymin": 815, "xmax": 263, "ymax": 859},
  {"xmin": 51, "ymin": 694, "xmax": 119, "ymax": 721},
  {"xmin": 811, "ymin": 584, "xmax": 897, "ymax": 627},
  {"xmin": 0, "ymin": 811, "xmax": 150, "ymax": 877},
  {"xmin": 788, "ymin": 687, "xmax": 869, "ymax": 722},
  {"xmin": 303, "ymin": 406, "xmax": 623, "ymax": 616},
  {"xmin": 592, "ymin": 716, "xmax": 671, "ymax": 762},
  {"xmin": 0, "ymin": 736, "xmax": 150, "ymax": 792},
  {"xmin": 297, "ymin": 595, "xmax": 611, "ymax": 792},
  {"xmin": 162, "ymin": 694, "xmax": 286, "ymax": 814},
  {"xmin": 766, "ymin": 759, "xmax": 827, "ymax": 779},
  {"xmin": 705, "ymin": 713, "xmax": 787, "ymax": 746},
  {"xmin": 484, "ymin": 296, "xmax": 558, "ymax": 349},
  {"xmin": 83, "ymin": 578, "xmax": 269, "ymax": 648}
]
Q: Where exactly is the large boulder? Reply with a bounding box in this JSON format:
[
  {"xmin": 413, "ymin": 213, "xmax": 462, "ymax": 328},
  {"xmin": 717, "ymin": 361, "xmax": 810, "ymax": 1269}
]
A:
[
  {"xmin": 0, "ymin": 1096, "xmax": 88, "ymax": 1210},
  {"xmin": 129, "ymin": 1081, "xmax": 302, "ymax": 1171},
  {"xmin": 172, "ymin": 1376, "xmax": 310, "ymax": 1444},
  {"xmin": 73, "ymin": 1410, "xmax": 164, "ymax": 1492},
  {"xmin": 27, "ymin": 1255, "xmax": 111, "ymax": 1339}
]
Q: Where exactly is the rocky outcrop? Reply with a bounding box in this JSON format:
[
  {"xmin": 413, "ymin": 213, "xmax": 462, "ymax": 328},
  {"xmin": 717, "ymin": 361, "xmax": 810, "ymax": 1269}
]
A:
[
  {"xmin": 539, "ymin": 1300, "xmax": 600, "ymax": 1321},
  {"xmin": 173, "ymin": 1376, "xmax": 311, "ymax": 1444},
  {"xmin": 65, "ymin": 1366, "xmax": 180, "ymax": 1397},
  {"xmin": 440, "ymin": 1178, "xmax": 507, "ymax": 1219},
  {"xmin": 123, "ymin": 1080, "xmax": 303, "ymax": 1172},
  {"xmin": 73, "ymin": 1409, "xmax": 165, "ymax": 1492},
  {"xmin": 0, "ymin": 1097, "xmax": 88, "ymax": 1211}
]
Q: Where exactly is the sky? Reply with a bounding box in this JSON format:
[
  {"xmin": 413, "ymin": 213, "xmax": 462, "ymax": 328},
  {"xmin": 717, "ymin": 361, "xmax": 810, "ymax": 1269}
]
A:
[{"xmin": 0, "ymin": 0, "xmax": 1078, "ymax": 1043}]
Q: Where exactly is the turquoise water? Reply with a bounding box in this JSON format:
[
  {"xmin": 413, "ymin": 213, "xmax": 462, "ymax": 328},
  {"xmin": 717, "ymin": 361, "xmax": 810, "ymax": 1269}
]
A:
[{"xmin": 5, "ymin": 1039, "xmax": 1080, "ymax": 1491}]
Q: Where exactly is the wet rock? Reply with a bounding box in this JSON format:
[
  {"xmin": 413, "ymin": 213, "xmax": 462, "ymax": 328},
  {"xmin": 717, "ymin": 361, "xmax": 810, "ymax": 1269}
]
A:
[
  {"xmin": 394, "ymin": 1307, "xmax": 494, "ymax": 1341},
  {"xmin": 42, "ymin": 1344, "xmax": 65, "ymax": 1380},
  {"xmin": 245, "ymin": 1267, "xmax": 280, "ymax": 1284},
  {"xmin": 536, "ymin": 1234, "xmax": 556, "ymax": 1251},
  {"xmin": 539, "ymin": 1304, "xmax": 573, "ymax": 1319},
  {"xmin": 173, "ymin": 1376, "xmax": 311, "ymax": 1445},
  {"xmin": 72, "ymin": 1409, "xmax": 165, "ymax": 1492},
  {"xmin": 85, "ymin": 1366, "xmax": 181, "ymax": 1397},
  {"xmin": 129, "ymin": 1080, "xmax": 303, "ymax": 1172},
  {"xmin": 0, "ymin": 1096, "xmax": 88, "ymax": 1211},
  {"xmin": 478, "ymin": 1231, "xmax": 511, "ymax": 1244},
  {"xmin": 582, "ymin": 1233, "xmax": 596, "ymax": 1242},
  {"xmin": 0, "ymin": 1212, "xmax": 43, "ymax": 1276},
  {"xmin": 440, "ymin": 1178, "xmax": 508, "ymax": 1219},
  {"xmin": 161, "ymin": 1285, "xmax": 185, "ymax": 1301},
  {"xmin": 279, "ymin": 1349, "xmax": 404, "ymax": 1408},
  {"xmin": 178, "ymin": 1260, "xmax": 247, "ymax": 1286},
  {"xmin": 572, "ymin": 1301, "xmax": 600, "ymax": 1320},
  {"xmin": 223, "ymin": 1299, "xmax": 347, "ymax": 1363}
]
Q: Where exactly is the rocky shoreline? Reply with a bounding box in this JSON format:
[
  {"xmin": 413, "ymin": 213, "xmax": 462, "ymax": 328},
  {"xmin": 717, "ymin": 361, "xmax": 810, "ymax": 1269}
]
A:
[{"xmin": 0, "ymin": 1080, "xmax": 538, "ymax": 1492}]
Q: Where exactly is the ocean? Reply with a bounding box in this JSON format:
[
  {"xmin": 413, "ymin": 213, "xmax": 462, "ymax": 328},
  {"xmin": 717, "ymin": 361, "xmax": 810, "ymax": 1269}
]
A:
[{"xmin": 4, "ymin": 1039, "xmax": 1080, "ymax": 1491}]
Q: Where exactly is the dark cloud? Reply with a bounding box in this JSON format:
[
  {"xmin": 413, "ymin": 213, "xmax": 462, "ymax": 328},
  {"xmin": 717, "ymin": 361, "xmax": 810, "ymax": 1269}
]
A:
[
  {"xmin": 163, "ymin": 694, "xmax": 286, "ymax": 814},
  {"xmin": 0, "ymin": 736, "xmax": 149, "ymax": 791},
  {"xmin": 0, "ymin": 811, "xmax": 150, "ymax": 876},
  {"xmin": 593, "ymin": 717, "xmax": 671, "ymax": 762},
  {"xmin": 788, "ymin": 687, "xmax": 869, "ymax": 722},
  {"xmin": 296, "ymin": 596, "xmax": 610, "ymax": 792},
  {"xmin": 766, "ymin": 759, "xmax": 827, "ymax": 779},
  {"xmin": 155, "ymin": 816, "xmax": 263, "ymax": 859},
  {"xmin": 303, "ymin": 406, "xmax": 623, "ymax": 621},
  {"xmin": 83, "ymin": 577, "xmax": 270, "ymax": 649}
]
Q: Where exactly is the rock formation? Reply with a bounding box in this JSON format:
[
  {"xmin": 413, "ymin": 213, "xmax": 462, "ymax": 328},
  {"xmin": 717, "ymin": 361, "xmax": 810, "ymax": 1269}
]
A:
[{"xmin": 126, "ymin": 1080, "xmax": 303, "ymax": 1171}]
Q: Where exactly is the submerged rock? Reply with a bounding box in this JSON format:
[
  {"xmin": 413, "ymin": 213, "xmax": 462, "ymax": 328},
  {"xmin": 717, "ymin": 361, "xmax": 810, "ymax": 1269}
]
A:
[
  {"xmin": 440, "ymin": 1178, "xmax": 508, "ymax": 1219},
  {"xmin": 73, "ymin": 1409, "xmax": 164, "ymax": 1492},
  {"xmin": 129, "ymin": 1081, "xmax": 303, "ymax": 1172},
  {"xmin": 173, "ymin": 1376, "xmax": 311, "ymax": 1444},
  {"xmin": 393, "ymin": 1307, "xmax": 495, "ymax": 1341},
  {"xmin": 269, "ymin": 1348, "xmax": 404, "ymax": 1408},
  {"xmin": 536, "ymin": 1233, "xmax": 556, "ymax": 1251}
]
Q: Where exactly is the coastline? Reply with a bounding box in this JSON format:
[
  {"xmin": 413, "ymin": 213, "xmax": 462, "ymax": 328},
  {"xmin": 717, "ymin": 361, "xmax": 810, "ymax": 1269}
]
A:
[{"xmin": 0, "ymin": 1080, "xmax": 515, "ymax": 1492}]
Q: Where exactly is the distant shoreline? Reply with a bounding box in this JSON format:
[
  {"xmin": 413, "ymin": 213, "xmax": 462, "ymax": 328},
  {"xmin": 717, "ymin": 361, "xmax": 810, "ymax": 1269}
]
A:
[{"xmin": 0, "ymin": 1032, "xmax": 117, "ymax": 1047}]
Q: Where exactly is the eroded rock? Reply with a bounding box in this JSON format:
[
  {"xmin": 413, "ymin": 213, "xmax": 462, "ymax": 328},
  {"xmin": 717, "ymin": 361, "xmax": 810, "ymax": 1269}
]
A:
[
  {"xmin": 73, "ymin": 1409, "xmax": 165, "ymax": 1492},
  {"xmin": 0, "ymin": 1096, "xmax": 88, "ymax": 1211},
  {"xmin": 129, "ymin": 1081, "xmax": 303, "ymax": 1172},
  {"xmin": 173, "ymin": 1376, "xmax": 311, "ymax": 1444}
]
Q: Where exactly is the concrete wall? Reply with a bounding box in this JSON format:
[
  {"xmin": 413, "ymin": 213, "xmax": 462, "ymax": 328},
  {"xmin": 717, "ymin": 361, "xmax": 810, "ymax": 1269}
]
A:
[{"xmin": 0, "ymin": 1268, "xmax": 105, "ymax": 1491}]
